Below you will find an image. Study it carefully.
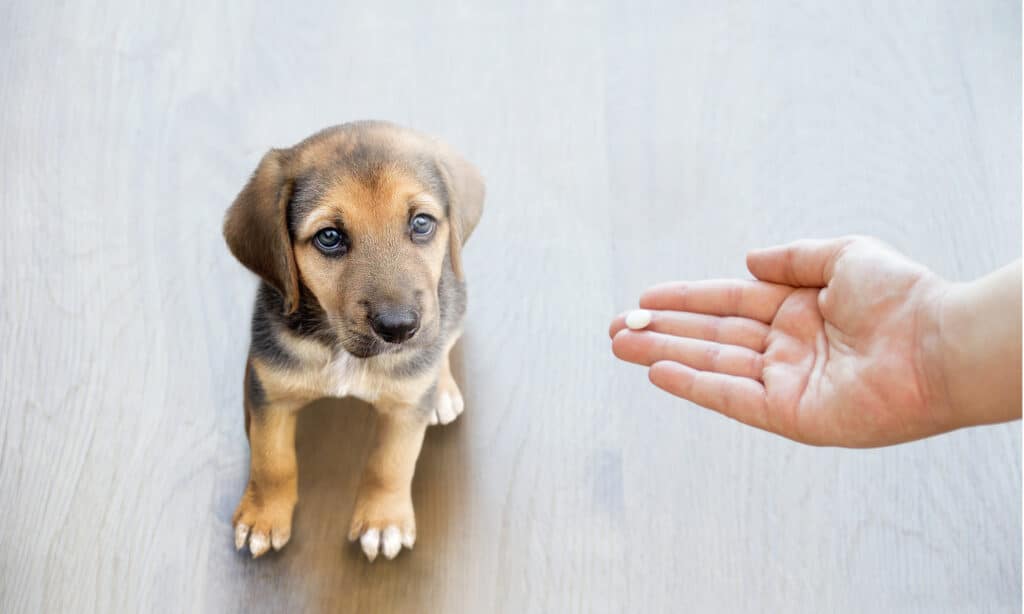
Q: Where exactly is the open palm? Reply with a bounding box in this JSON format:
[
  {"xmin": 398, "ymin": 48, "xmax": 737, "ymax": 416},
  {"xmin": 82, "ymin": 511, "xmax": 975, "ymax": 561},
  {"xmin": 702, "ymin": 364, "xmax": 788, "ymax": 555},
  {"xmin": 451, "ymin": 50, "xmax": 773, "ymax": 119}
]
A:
[{"xmin": 611, "ymin": 237, "xmax": 950, "ymax": 447}]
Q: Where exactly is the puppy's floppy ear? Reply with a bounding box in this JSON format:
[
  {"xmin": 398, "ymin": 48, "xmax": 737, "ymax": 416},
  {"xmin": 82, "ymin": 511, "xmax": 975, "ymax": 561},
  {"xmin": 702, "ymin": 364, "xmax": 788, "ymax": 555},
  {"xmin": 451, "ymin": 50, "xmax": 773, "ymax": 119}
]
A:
[
  {"xmin": 436, "ymin": 145, "xmax": 485, "ymax": 279},
  {"xmin": 223, "ymin": 148, "xmax": 301, "ymax": 314}
]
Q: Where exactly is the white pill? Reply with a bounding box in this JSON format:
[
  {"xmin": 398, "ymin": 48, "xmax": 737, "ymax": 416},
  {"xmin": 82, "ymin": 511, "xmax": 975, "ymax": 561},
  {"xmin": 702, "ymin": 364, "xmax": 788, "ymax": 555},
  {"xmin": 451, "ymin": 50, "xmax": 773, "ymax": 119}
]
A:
[{"xmin": 625, "ymin": 309, "xmax": 652, "ymax": 330}]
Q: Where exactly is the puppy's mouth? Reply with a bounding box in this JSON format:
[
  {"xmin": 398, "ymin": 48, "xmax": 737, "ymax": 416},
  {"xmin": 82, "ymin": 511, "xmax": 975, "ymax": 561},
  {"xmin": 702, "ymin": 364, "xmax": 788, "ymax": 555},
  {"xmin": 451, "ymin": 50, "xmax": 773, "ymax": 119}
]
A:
[
  {"xmin": 339, "ymin": 331, "xmax": 389, "ymax": 358},
  {"xmin": 336, "ymin": 319, "xmax": 437, "ymax": 359}
]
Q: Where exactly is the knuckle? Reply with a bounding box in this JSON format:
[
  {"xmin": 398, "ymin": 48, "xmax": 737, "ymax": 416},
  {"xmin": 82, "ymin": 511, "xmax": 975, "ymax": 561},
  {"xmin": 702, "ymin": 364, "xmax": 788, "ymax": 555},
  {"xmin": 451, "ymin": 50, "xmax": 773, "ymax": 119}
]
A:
[
  {"xmin": 704, "ymin": 343, "xmax": 722, "ymax": 367},
  {"xmin": 707, "ymin": 316, "xmax": 723, "ymax": 341}
]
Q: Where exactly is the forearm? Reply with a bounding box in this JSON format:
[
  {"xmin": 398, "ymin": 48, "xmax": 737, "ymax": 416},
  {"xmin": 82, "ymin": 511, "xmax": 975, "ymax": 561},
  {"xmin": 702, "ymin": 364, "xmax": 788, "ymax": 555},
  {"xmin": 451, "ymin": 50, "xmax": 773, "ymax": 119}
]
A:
[{"xmin": 937, "ymin": 260, "xmax": 1022, "ymax": 428}]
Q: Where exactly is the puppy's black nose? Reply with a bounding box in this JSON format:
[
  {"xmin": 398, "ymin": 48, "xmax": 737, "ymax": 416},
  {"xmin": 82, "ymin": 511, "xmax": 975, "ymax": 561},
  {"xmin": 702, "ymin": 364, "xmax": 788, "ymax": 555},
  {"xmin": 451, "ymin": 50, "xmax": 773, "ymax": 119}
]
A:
[{"xmin": 370, "ymin": 308, "xmax": 420, "ymax": 344}]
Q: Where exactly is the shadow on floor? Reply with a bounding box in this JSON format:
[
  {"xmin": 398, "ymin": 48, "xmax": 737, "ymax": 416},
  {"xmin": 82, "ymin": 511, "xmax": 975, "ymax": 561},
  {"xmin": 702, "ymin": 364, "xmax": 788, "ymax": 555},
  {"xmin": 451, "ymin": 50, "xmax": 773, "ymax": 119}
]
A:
[{"xmin": 223, "ymin": 345, "xmax": 476, "ymax": 611}]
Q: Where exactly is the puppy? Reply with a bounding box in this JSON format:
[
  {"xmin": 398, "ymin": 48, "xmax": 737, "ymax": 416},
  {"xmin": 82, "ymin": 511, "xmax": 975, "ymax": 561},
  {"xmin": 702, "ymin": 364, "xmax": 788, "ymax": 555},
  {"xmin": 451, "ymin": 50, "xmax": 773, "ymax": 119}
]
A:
[{"xmin": 223, "ymin": 121, "xmax": 484, "ymax": 561}]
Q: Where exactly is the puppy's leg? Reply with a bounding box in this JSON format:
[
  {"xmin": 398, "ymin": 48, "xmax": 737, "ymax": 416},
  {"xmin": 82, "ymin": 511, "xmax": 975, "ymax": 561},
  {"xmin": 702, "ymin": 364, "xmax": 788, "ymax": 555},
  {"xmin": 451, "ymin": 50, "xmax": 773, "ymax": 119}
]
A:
[
  {"xmin": 348, "ymin": 408, "xmax": 429, "ymax": 561},
  {"xmin": 232, "ymin": 363, "xmax": 302, "ymax": 558},
  {"xmin": 430, "ymin": 342, "xmax": 465, "ymax": 426}
]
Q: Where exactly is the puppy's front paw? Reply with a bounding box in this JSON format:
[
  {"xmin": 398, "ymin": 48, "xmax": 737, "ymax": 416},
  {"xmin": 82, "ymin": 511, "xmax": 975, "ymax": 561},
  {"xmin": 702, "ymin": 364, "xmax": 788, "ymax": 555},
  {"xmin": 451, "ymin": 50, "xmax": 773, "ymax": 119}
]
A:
[
  {"xmin": 232, "ymin": 483, "xmax": 296, "ymax": 558},
  {"xmin": 348, "ymin": 489, "xmax": 416, "ymax": 561},
  {"xmin": 430, "ymin": 373, "xmax": 464, "ymax": 426}
]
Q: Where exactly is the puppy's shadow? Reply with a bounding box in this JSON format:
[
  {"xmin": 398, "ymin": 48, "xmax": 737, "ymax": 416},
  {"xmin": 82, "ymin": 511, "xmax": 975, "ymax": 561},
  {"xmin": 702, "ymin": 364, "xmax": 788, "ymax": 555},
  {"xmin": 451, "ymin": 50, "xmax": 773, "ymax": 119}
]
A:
[{"xmin": 285, "ymin": 344, "xmax": 473, "ymax": 610}]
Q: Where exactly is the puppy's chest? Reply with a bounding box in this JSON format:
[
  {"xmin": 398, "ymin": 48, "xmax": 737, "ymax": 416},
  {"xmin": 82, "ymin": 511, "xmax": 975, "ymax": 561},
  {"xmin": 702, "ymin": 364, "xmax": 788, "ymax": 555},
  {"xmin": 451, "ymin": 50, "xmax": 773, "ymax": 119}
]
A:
[
  {"xmin": 328, "ymin": 354, "xmax": 388, "ymax": 402},
  {"xmin": 327, "ymin": 353, "xmax": 427, "ymax": 405}
]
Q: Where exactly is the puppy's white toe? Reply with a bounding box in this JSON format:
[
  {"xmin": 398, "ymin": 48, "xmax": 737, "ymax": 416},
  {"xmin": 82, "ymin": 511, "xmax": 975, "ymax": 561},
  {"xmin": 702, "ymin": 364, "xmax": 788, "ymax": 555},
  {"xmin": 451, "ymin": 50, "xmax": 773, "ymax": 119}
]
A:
[
  {"xmin": 249, "ymin": 531, "xmax": 270, "ymax": 558},
  {"xmin": 271, "ymin": 527, "xmax": 290, "ymax": 551},
  {"xmin": 381, "ymin": 526, "xmax": 402, "ymax": 559},
  {"xmin": 234, "ymin": 523, "xmax": 250, "ymax": 550},
  {"xmin": 360, "ymin": 528, "xmax": 380, "ymax": 562},
  {"xmin": 435, "ymin": 392, "xmax": 459, "ymax": 425},
  {"xmin": 402, "ymin": 529, "xmax": 416, "ymax": 549}
]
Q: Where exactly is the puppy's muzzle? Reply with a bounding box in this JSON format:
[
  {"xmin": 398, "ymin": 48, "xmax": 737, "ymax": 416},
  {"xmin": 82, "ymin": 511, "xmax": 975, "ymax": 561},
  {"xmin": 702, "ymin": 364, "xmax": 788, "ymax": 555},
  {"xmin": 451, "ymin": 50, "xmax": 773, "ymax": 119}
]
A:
[{"xmin": 369, "ymin": 306, "xmax": 421, "ymax": 344}]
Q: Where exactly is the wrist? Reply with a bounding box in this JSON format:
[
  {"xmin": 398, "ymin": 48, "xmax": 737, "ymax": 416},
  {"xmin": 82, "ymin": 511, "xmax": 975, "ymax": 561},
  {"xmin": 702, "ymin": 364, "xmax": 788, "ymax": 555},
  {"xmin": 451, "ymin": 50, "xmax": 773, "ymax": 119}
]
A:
[
  {"xmin": 928, "ymin": 262, "xmax": 1023, "ymax": 430},
  {"xmin": 921, "ymin": 279, "xmax": 966, "ymax": 431},
  {"xmin": 917, "ymin": 277, "xmax": 960, "ymax": 432}
]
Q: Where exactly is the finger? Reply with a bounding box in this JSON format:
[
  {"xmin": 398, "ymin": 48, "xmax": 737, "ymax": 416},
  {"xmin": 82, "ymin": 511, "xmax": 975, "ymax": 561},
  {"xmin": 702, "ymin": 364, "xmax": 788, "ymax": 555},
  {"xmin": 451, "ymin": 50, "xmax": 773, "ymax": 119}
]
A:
[
  {"xmin": 609, "ymin": 313, "xmax": 627, "ymax": 338},
  {"xmin": 648, "ymin": 361, "xmax": 771, "ymax": 433},
  {"xmin": 610, "ymin": 310, "xmax": 769, "ymax": 351},
  {"xmin": 613, "ymin": 330, "xmax": 764, "ymax": 380},
  {"xmin": 746, "ymin": 237, "xmax": 859, "ymax": 287},
  {"xmin": 639, "ymin": 279, "xmax": 793, "ymax": 323}
]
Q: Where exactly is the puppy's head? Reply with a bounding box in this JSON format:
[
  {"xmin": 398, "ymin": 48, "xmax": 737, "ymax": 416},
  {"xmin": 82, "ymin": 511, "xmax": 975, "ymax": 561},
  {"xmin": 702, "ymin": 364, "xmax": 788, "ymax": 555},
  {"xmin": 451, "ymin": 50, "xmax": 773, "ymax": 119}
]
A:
[{"xmin": 224, "ymin": 121, "xmax": 484, "ymax": 357}]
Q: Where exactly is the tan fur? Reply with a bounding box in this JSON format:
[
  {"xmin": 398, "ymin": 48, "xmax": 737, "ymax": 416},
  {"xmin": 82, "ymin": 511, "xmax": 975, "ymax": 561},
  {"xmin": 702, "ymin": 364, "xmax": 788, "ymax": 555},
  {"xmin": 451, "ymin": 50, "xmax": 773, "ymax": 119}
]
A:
[
  {"xmin": 233, "ymin": 381, "xmax": 302, "ymax": 556},
  {"xmin": 347, "ymin": 410, "xmax": 428, "ymax": 542}
]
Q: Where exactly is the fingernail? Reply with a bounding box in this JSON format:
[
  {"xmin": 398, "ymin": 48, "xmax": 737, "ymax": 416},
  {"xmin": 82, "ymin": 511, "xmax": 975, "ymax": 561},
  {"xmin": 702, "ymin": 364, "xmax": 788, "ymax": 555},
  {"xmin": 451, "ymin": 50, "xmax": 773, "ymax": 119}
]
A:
[{"xmin": 625, "ymin": 309, "xmax": 652, "ymax": 330}]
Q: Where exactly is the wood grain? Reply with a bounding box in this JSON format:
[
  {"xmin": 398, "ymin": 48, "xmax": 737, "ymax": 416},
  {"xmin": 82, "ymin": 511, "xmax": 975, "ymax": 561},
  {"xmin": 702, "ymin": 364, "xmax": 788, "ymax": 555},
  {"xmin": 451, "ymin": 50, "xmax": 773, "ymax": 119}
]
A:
[{"xmin": 0, "ymin": 1, "xmax": 1019, "ymax": 612}]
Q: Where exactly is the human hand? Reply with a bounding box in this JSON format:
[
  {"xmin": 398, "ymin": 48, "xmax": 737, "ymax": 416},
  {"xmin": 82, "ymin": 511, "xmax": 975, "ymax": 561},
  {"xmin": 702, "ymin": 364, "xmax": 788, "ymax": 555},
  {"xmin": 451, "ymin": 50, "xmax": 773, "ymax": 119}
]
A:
[{"xmin": 610, "ymin": 236, "xmax": 960, "ymax": 447}]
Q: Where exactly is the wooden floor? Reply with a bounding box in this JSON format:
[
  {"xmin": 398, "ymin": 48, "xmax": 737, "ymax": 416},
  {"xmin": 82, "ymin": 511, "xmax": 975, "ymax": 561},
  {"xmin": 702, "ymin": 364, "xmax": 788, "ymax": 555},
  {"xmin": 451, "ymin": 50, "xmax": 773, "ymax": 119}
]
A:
[{"xmin": 1, "ymin": 1, "xmax": 1020, "ymax": 612}]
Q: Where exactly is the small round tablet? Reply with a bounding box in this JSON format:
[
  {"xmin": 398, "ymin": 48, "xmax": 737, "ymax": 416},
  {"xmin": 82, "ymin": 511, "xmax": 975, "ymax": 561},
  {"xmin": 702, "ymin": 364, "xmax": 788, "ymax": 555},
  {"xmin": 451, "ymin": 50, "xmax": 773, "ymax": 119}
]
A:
[{"xmin": 625, "ymin": 309, "xmax": 652, "ymax": 330}]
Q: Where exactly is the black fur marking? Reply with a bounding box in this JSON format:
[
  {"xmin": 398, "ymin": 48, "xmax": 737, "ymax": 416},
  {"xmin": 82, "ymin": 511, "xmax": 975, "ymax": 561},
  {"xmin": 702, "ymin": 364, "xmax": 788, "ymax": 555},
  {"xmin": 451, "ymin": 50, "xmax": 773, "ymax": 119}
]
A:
[
  {"xmin": 246, "ymin": 362, "xmax": 267, "ymax": 408},
  {"xmin": 343, "ymin": 332, "xmax": 385, "ymax": 358},
  {"xmin": 250, "ymin": 283, "xmax": 337, "ymax": 368},
  {"xmin": 388, "ymin": 336, "xmax": 444, "ymax": 379},
  {"xmin": 250, "ymin": 285, "xmax": 298, "ymax": 368},
  {"xmin": 346, "ymin": 141, "xmax": 391, "ymax": 189},
  {"xmin": 282, "ymin": 286, "xmax": 338, "ymax": 347},
  {"xmin": 288, "ymin": 174, "xmax": 328, "ymax": 237},
  {"xmin": 427, "ymin": 158, "xmax": 453, "ymax": 217},
  {"xmin": 437, "ymin": 253, "xmax": 468, "ymax": 335}
]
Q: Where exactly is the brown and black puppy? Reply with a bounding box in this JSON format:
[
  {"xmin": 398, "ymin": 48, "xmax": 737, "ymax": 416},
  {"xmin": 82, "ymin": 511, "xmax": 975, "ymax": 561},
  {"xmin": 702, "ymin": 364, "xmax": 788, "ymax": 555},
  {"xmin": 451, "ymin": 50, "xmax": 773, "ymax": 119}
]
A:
[{"xmin": 223, "ymin": 121, "xmax": 483, "ymax": 561}]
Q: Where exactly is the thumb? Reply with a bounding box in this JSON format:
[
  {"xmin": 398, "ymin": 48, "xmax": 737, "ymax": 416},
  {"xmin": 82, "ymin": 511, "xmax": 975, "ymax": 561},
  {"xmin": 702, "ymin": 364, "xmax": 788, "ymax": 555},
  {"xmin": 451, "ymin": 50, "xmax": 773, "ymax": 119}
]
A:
[{"xmin": 746, "ymin": 236, "xmax": 858, "ymax": 288}]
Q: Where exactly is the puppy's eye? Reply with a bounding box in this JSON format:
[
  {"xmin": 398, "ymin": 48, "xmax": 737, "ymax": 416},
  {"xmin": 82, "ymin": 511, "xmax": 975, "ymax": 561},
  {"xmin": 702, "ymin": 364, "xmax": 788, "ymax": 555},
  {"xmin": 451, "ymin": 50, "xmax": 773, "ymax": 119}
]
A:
[
  {"xmin": 314, "ymin": 228, "xmax": 347, "ymax": 256},
  {"xmin": 410, "ymin": 214, "xmax": 436, "ymax": 242}
]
